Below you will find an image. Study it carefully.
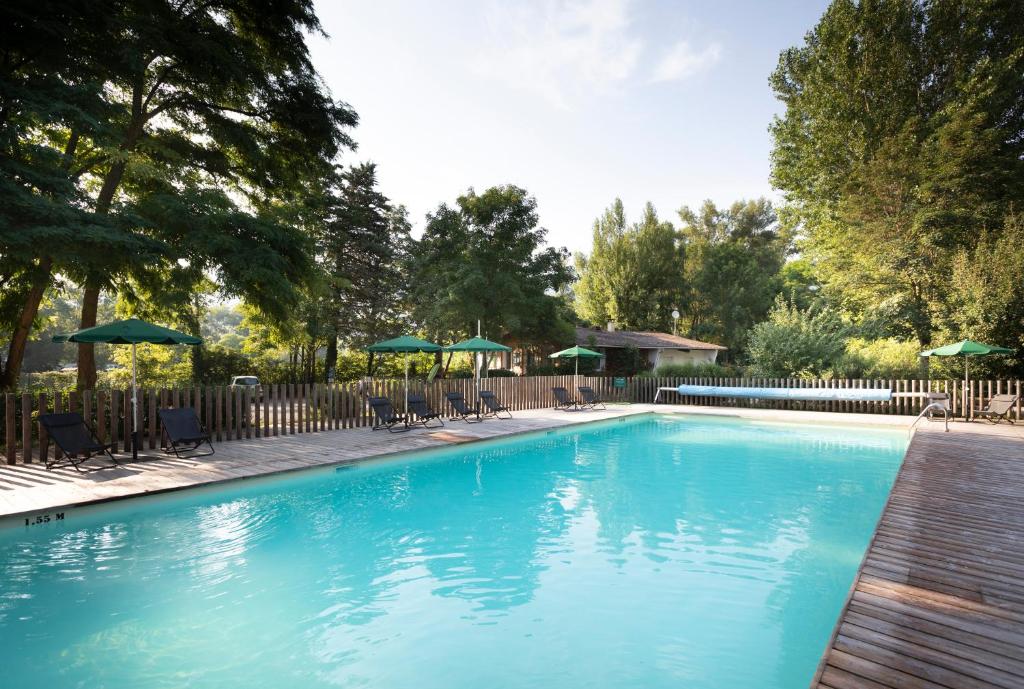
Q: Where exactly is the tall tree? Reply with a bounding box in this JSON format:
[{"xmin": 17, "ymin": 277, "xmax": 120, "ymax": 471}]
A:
[
  {"xmin": 574, "ymin": 200, "xmax": 687, "ymax": 331},
  {"xmin": 678, "ymin": 198, "xmax": 787, "ymax": 355},
  {"xmin": 1, "ymin": 0, "xmax": 357, "ymax": 390},
  {"xmin": 408, "ymin": 186, "xmax": 574, "ymax": 348},
  {"xmin": 0, "ymin": 0, "xmax": 159, "ymax": 388},
  {"xmin": 770, "ymin": 0, "xmax": 1024, "ymax": 347},
  {"xmin": 946, "ymin": 214, "xmax": 1024, "ymax": 377},
  {"xmin": 320, "ymin": 163, "xmax": 411, "ymax": 380}
]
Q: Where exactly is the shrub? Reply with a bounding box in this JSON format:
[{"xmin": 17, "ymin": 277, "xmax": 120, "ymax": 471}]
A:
[
  {"xmin": 652, "ymin": 362, "xmax": 734, "ymax": 378},
  {"xmin": 835, "ymin": 337, "xmax": 922, "ymax": 379},
  {"xmin": 746, "ymin": 296, "xmax": 847, "ymax": 377},
  {"xmin": 485, "ymin": 368, "xmax": 518, "ymax": 377}
]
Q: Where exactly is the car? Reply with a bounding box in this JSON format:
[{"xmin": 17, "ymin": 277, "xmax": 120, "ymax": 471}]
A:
[{"xmin": 230, "ymin": 376, "xmax": 263, "ymax": 400}]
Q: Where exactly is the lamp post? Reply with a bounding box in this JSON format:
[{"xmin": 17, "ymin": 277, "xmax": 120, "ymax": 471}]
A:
[{"xmin": 671, "ymin": 309, "xmax": 680, "ymax": 336}]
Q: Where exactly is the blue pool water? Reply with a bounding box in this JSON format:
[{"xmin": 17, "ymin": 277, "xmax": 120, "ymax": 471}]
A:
[{"xmin": 0, "ymin": 414, "xmax": 906, "ymax": 688}]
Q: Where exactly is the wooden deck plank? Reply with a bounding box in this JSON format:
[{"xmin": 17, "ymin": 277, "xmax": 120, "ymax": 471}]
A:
[{"xmin": 812, "ymin": 422, "xmax": 1024, "ymax": 688}]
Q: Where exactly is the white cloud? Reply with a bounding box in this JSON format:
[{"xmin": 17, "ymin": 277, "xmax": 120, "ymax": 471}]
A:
[
  {"xmin": 477, "ymin": 0, "xmax": 645, "ymax": 109},
  {"xmin": 650, "ymin": 41, "xmax": 721, "ymax": 83}
]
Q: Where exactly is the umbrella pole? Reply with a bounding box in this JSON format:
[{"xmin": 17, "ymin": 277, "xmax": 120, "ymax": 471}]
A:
[
  {"xmin": 965, "ymin": 357, "xmax": 970, "ymax": 420},
  {"xmin": 404, "ymin": 353, "xmax": 409, "ymax": 416},
  {"xmin": 131, "ymin": 342, "xmax": 138, "ymax": 461}
]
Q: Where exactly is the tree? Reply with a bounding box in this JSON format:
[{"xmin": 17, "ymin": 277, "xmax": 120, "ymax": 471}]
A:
[
  {"xmin": 0, "ymin": 0, "xmax": 158, "ymax": 388},
  {"xmin": 320, "ymin": 163, "xmax": 411, "ymax": 380},
  {"xmin": 678, "ymin": 198, "xmax": 787, "ymax": 355},
  {"xmin": 408, "ymin": 186, "xmax": 574, "ymax": 348},
  {"xmin": 746, "ymin": 296, "xmax": 847, "ymax": 377},
  {"xmin": 770, "ymin": 0, "xmax": 1024, "ymax": 347},
  {"xmin": 574, "ymin": 200, "xmax": 686, "ymax": 331},
  {"xmin": 1, "ymin": 0, "xmax": 357, "ymax": 390},
  {"xmin": 945, "ymin": 214, "xmax": 1024, "ymax": 378}
]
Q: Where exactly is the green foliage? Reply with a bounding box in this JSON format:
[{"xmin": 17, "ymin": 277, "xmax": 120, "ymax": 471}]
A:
[
  {"xmin": 322, "ymin": 163, "xmax": 412, "ymax": 349},
  {"xmin": 945, "ymin": 214, "xmax": 1024, "ymax": 377},
  {"xmin": 746, "ymin": 296, "xmax": 848, "ymax": 378},
  {"xmin": 770, "ymin": 0, "xmax": 1024, "ymax": 346},
  {"xmin": 105, "ymin": 343, "xmax": 192, "ymax": 389},
  {"xmin": 485, "ymin": 369, "xmax": 518, "ymax": 378},
  {"xmin": 837, "ymin": 338, "xmax": 922, "ymax": 379},
  {"xmin": 778, "ymin": 258, "xmax": 821, "ymax": 311},
  {"xmin": 678, "ymin": 199, "xmax": 788, "ymax": 356},
  {"xmin": 652, "ymin": 362, "xmax": 734, "ymax": 378},
  {"xmin": 1, "ymin": 0, "xmax": 357, "ymax": 389},
  {"xmin": 574, "ymin": 200, "xmax": 686, "ymax": 331},
  {"xmin": 408, "ymin": 185, "xmax": 574, "ymax": 346}
]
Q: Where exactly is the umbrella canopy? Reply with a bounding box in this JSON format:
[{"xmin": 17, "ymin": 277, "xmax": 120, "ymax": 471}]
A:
[
  {"xmin": 549, "ymin": 345, "xmax": 602, "ymax": 359},
  {"xmin": 367, "ymin": 335, "xmax": 442, "ymax": 353},
  {"xmin": 53, "ymin": 318, "xmax": 202, "ymax": 461},
  {"xmin": 920, "ymin": 339, "xmax": 1015, "ymax": 418},
  {"xmin": 549, "ymin": 345, "xmax": 603, "ymax": 378},
  {"xmin": 444, "ymin": 337, "xmax": 511, "ymax": 396},
  {"xmin": 443, "ymin": 337, "xmax": 511, "ymax": 353},
  {"xmin": 919, "ymin": 340, "xmax": 1014, "ymax": 357},
  {"xmin": 366, "ymin": 335, "xmax": 442, "ymax": 416},
  {"xmin": 53, "ymin": 317, "xmax": 201, "ymax": 345}
]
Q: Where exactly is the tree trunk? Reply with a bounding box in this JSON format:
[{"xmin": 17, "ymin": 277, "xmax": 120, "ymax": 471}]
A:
[
  {"xmin": 74, "ymin": 93, "xmax": 144, "ymax": 391},
  {"xmin": 76, "ymin": 279, "xmax": 100, "ymax": 390},
  {"xmin": 0, "ymin": 257, "xmax": 53, "ymax": 390},
  {"xmin": 324, "ymin": 334, "xmax": 337, "ymax": 383}
]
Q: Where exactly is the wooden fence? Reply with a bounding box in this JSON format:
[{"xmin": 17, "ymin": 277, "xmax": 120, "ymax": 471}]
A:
[{"xmin": 2, "ymin": 376, "xmax": 1020, "ymax": 465}]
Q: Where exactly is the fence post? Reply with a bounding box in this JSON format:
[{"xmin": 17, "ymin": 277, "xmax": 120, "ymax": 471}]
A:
[
  {"xmin": 37, "ymin": 392, "xmax": 50, "ymax": 463},
  {"xmin": 21, "ymin": 392, "xmax": 32, "ymax": 464},
  {"xmin": 245, "ymin": 387, "xmax": 253, "ymax": 440},
  {"xmin": 105, "ymin": 390, "xmax": 117, "ymax": 453},
  {"xmin": 5, "ymin": 393, "xmax": 16, "ymax": 464}
]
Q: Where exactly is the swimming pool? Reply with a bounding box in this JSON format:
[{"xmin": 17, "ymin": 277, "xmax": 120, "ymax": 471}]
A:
[{"xmin": 0, "ymin": 413, "xmax": 906, "ymax": 688}]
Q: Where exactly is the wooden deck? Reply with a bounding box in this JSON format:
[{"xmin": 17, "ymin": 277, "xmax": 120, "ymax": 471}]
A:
[{"xmin": 813, "ymin": 420, "xmax": 1024, "ymax": 689}]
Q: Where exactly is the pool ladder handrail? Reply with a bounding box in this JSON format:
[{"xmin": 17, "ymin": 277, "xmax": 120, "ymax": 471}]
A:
[{"xmin": 910, "ymin": 401, "xmax": 950, "ymax": 434}]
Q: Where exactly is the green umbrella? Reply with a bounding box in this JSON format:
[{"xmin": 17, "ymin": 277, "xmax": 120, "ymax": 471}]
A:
[
  {"xmin": 53, "ymin": 318, "xmax": 202, "ymax": 460},
  {"xmin": 549, "ymin": 345, "xmax": 603, "ymax": 377},
  {"xmin": 920, "ymin": 339, "xmax": 1015, "ymax": 414},
  {"xmin": 444, "ymin": 336, "xmax": 512, "ymax": 353},
  {"xmin": 366, "ymin": 336, "xmax": 442, "ymax": 414},
  {"xmin": 444, "ymin": 337, "xmax": 512, "ymax": 397}
]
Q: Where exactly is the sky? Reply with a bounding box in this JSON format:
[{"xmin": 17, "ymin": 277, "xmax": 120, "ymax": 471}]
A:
[{"xmin": 308, "ymin": 0, "xmax": 830, "ymax": 254}]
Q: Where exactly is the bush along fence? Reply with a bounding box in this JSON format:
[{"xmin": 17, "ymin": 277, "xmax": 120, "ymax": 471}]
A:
[{"xmin": 2, "ymin": 376, "xmax": 1021, "ymax": 465}]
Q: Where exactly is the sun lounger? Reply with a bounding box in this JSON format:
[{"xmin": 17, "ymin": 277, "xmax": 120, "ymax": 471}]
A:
[
  {"xmin": 445, "ymin": 391, "xmax": 481, "ymax": 422},
  {"xmin": 159, "ymin": 407, "xmax": 214, "ymax": 458},
  {"xmin": 972, "ymin": 394, "xmax": 1019, "ymax": 424},
  {"xmin": 407, "ymin": 393, "xmax": 444, "ymax": 428},
  {"xmin": 552, "ymin": 387, "xmax": 579, "ymax": 411},
  {"xmin": 369, "ymin": 396, "xmax": 409, "ymax": 432},
  {"xmin": 479, "ymin": 390, "xmax": 512, "ymax": 419},
  {"xmin": 37, "ymin": 412, "xmax": 117, "ymax": 472},
  {"xmin": 577, "ymin": 386, "xmax": 606, "ymax": 409}
]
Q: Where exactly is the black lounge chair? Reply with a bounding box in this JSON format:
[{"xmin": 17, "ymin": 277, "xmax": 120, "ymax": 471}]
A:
[
  {"xmin": 578, "ymin": 386, "xmax": 606, "ymax": 410},
  {"xmin": 37, "ymin": 412, "xmax": 117, "ymax": 472},
  {"xmin": 369, "ymin": 396, "xmax": 409, "ymax": 432},
  {"xmin": 972, "ymin": 394, "xmax": 1019, "ymax": 424},
  {"xmin": 479, "ymin": 390, "xmax": 512, "ymax": 419},
  {"xmin": 407, "ymin": 393, "xmax": 444, "ymax": 428},
  {"xmin": 552, "ymin": 387, "xmax": 579, "ymax": 411},
  {"xmin": 159, "ymin": 407, "xmax": 214, "ymax": 458},
  {"xmin": 445, "ymin": 391, "xmax": 481, "ymax": 423}
]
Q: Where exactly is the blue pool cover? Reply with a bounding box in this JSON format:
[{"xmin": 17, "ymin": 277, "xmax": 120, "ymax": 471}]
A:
[{"xmin": 676, "ymin": 385, "xmax": 893, "ymax": 402}]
